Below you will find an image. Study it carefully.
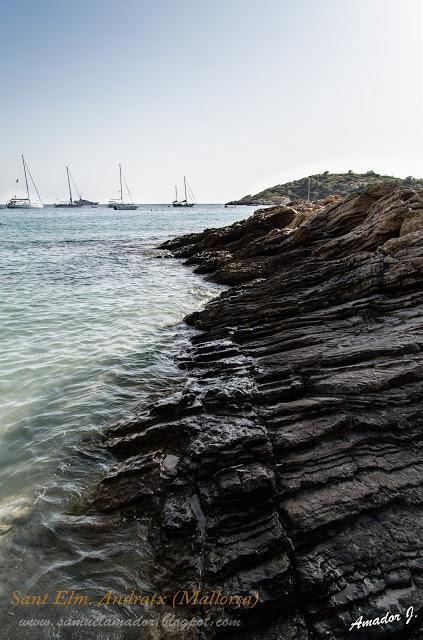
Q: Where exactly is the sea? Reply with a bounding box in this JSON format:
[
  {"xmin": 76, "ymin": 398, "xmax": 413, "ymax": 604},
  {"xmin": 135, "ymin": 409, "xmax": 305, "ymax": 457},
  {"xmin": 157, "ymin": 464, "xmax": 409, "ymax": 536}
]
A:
[{"xmin": 0, "ymin": 203, "xmax": 250, "ymax": 637}]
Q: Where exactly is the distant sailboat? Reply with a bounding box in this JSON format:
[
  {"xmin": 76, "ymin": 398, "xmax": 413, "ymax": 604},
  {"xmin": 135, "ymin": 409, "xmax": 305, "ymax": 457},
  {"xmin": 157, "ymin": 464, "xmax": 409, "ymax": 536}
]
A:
[
  {"xmin": 55, "ymin": 166, "xmax": 81, "ymax": 208},
  {"xmin": 6, "ymin": 155, "xmax": 43, "ymax": 209},
  {"xmin": 55, "ymin": 166, "xmax": 98, "ymax": 208},
  {"xmin": 108, "ymin": 164, "xmax": 138, "ymax": 210},
  {"xmin": 173, "ymin": 176, "xmax": 195, "ymax": 207}
]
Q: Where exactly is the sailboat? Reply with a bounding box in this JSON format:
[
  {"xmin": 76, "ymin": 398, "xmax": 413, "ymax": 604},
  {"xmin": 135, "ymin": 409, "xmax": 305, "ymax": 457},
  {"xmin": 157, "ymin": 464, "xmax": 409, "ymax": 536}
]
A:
[
  {"xmin": 108, "ymin": 164, "xmax": 138, "ymax": 210},
  {"xmin": 55, "ymin": 166, "xmax": 98, "ymax": 208},
  {"xmin": 55, "ymin": 166, "xmax": 81, "ymax": 208},
  {"xmin": 173, "ymin": 176, "xmax": 195, "ymax": 207},
  {"xmin": 6, "ymin": 155, "xmax": 43, "ymax": 209}
]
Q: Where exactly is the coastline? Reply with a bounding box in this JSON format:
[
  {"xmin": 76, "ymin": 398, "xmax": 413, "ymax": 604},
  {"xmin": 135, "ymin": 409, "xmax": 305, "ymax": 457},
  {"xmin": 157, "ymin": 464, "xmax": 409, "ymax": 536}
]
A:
[{"xmin": 91, "ymin": 183, "xmax": 423, "ymax": 638}]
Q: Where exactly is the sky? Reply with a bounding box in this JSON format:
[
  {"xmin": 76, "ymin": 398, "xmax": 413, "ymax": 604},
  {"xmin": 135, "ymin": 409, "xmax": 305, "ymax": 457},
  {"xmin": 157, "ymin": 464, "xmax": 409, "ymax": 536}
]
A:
[{"xmin": 0, "ymin": 0, "xmax": 421, "ymax": 203}]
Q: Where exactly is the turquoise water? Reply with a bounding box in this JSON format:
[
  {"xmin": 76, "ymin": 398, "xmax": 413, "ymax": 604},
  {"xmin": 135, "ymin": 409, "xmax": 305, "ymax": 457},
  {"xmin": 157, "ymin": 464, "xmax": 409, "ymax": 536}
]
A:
[{"xmin": 0, "ymin": 204, "xmax": 250, "ymax": 631}]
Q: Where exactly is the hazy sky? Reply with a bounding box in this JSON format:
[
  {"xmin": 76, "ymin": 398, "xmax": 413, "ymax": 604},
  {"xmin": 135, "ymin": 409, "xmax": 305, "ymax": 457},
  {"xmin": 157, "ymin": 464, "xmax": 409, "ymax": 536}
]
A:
[{"xmin": 0, "ymin": 0, "xmax": 421, "ymax": 203}]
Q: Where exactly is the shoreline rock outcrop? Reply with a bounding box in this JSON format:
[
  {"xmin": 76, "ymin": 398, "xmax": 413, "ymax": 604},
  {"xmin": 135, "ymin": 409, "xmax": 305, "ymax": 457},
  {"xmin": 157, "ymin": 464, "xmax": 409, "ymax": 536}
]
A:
[{"xmin": 93, "ymin": 183, "xmax": 423, "ymax": 639}]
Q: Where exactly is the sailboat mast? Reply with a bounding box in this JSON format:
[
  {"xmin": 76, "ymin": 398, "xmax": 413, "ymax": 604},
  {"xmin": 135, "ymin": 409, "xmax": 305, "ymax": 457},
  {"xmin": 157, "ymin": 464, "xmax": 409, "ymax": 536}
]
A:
[
  {"xmin": 66, "ymin": 166, "xmax": 73, "ymax": 203},
  {"xmin": 22, "ymin": 155, "xmax": 30, "ymax": 201},
  {"xmin": 175, "ymin": 185, "xmax": 178, "ymax": 201},
  {"xmin": 184, "ymin": 176, "xmax": 188, "ymax": 203},
  {"xmin": 119, "ymin": 164, "xmax": 123, "ymax": 201}
]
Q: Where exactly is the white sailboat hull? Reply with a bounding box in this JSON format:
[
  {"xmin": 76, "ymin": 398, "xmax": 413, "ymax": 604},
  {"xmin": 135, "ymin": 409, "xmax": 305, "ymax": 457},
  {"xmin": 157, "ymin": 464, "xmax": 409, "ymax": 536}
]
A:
[{"xmin": 6, "ymin": 198, "xmax": 43, "ymax": 209}]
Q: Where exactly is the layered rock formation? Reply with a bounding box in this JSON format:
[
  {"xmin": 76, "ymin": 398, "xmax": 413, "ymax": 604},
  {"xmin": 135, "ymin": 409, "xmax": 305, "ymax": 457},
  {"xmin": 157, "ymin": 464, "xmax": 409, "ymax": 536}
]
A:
[{"xmin": 93, "ymin": 183, "xmax": 423, "ymax": 639}]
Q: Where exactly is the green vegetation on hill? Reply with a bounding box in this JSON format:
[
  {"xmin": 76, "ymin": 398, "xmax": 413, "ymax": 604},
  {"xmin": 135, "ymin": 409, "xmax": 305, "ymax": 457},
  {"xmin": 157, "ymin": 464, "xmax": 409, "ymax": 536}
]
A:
[{"xmin": 228, "ymin": 171, "xmax": 423, "ymax": 205}]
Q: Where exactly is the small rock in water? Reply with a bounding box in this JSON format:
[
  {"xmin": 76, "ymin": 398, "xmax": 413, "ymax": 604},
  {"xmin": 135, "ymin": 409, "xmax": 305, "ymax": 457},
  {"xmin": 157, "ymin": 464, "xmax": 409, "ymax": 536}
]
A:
[{"xmin": 0, "ymin": 497, "xmax": 32, "ymax": 527}]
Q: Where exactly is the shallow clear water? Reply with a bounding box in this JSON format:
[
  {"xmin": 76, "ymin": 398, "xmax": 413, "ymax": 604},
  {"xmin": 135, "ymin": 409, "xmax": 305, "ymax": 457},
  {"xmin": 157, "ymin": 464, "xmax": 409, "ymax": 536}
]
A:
[{"xmin": 0, "ymin": 204, "xmax": 250, "ymax": 634}]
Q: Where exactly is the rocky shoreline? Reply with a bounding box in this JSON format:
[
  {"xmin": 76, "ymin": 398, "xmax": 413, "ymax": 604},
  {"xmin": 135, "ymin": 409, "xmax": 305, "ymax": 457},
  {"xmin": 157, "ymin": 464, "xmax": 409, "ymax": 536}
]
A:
[{"xmin": 92, "ymin": 183, "xmax": 423, "ymax": 639}]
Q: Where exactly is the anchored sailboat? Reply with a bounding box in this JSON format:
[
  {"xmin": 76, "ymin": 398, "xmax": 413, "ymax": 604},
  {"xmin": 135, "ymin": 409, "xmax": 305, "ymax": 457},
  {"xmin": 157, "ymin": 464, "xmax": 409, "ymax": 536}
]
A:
[
  {"xmin": 55, "ymin": 166, "xmax": 98, "ymax": 208},
  {"xmin": 173, "ymin": 176, "xmax": 195, "ymax": 207},
  {"xmin": 6, "ymin": 155, "xmax": 43, "ymax": 209},
  {"xmin": 55, "ymin": 166, "xmax": 81, "ymax": 208},
  {"xmin": 108, "ymin": 164, "xmax": 138, "ymax": 210}
]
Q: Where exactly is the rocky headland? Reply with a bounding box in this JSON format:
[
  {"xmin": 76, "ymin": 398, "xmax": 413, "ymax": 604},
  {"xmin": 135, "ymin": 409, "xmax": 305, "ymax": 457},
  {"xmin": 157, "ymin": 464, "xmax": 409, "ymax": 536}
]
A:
[
  {"xmin": 92, "ymin": 183, "xmax": 423, "ymax": 639},
  {"xmin": 227, "ymin": 171, "xmax": 423, "ymax": 206}
]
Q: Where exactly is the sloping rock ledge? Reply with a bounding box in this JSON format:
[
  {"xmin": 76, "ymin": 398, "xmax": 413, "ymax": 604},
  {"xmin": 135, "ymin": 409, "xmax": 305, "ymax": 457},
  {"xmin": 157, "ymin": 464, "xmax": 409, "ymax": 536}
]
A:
[{"xmin": 92, "ymin": 183, "xmax": 423, "ymax": 639}]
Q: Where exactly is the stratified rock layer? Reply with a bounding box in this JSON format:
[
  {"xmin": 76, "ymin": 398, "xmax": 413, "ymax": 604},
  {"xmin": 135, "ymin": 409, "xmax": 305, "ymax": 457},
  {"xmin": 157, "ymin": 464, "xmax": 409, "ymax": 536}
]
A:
[{"xmin": 93, "ymin": 184, "xmax": 423, "ymax": 639}]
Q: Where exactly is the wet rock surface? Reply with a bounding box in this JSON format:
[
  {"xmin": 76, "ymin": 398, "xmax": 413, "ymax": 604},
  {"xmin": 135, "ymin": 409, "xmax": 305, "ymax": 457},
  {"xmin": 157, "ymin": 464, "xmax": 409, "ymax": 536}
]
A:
[{"xmin": 93, "ymin": 183, "xmax": 423, "ymax": 638}]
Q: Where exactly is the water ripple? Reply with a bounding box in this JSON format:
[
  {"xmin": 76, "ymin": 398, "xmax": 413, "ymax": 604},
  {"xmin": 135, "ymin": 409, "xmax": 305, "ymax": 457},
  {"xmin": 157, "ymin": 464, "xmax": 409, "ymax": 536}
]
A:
[{"xmin": 0, "ymin": 204, "xmax": 250, "ymax": 629}]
